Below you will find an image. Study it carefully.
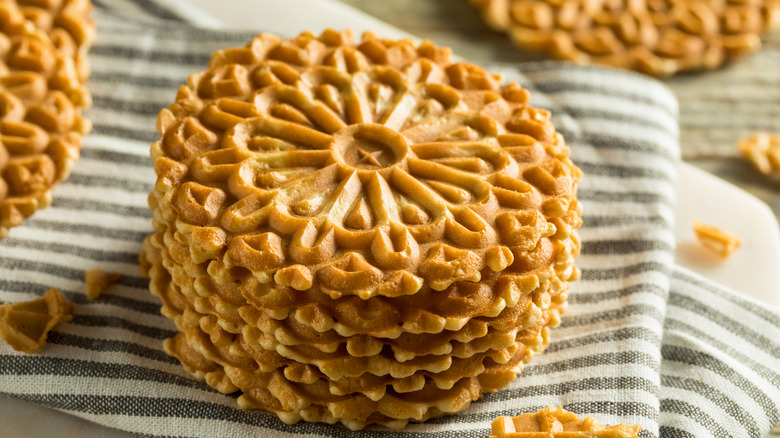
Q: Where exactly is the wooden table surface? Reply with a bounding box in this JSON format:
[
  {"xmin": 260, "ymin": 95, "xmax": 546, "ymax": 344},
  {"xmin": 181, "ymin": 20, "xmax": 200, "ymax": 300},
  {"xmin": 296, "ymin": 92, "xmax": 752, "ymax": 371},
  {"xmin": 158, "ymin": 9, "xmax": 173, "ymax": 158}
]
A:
[{"xmin": 337, "ymin": 0, "xmax": 780, "ymax": 220}]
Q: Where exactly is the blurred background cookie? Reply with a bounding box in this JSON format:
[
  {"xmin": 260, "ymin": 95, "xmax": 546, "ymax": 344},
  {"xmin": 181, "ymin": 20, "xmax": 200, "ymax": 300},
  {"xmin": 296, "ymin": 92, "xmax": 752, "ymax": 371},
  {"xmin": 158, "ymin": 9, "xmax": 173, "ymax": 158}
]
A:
[
  {"xmin": 470, "ymin": 0, "xmax": 780, "ymax": 76},
  {"xmin": 0, "ymin": 0, "xmax": 94, "ymax": 239}
]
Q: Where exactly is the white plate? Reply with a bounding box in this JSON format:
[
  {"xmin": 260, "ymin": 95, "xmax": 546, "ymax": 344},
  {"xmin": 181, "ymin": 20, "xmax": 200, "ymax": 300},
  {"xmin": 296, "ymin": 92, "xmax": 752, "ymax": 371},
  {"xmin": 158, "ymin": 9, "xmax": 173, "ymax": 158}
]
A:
[
  {"xmin": 3, "ymin": 1, "xmax": 779, "ymax": 437},
  {"xmin": 674, "ymin": 164, "xmax": 780, "ymax": 306}
]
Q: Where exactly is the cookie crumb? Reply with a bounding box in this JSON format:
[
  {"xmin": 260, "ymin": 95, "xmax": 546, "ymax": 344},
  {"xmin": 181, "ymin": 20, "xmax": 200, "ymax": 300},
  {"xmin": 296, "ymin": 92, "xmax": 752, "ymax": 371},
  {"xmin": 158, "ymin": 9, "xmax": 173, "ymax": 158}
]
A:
[
  {"xmin": 85, "ymin": 268, "xmax": 121, "ymax": 299},
  {"xmin": 693, "ymin": 220, "xmax": 741, "ymax": 258}
]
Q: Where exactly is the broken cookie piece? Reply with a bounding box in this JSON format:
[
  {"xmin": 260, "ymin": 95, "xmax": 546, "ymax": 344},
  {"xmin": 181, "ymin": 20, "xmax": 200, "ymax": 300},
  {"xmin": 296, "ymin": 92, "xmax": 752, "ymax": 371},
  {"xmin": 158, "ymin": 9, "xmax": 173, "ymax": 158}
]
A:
[
  {"xmin": 491, "ymin": 406, "xmax": 641, "ymax": 437},
  {"xmin": 693, "ymin": 220, "xmax": 742, "ymax": 258},
  {"xmin": 85, "ymin": 268, "xmax": 120, "ymax": 299},
  {"xmin": 738, "ymin": 132, "xmax": 780, "ymax": 178},
  {"xmin": 0, "ymin": 288, "xmax": 74, "ymax": 354}
]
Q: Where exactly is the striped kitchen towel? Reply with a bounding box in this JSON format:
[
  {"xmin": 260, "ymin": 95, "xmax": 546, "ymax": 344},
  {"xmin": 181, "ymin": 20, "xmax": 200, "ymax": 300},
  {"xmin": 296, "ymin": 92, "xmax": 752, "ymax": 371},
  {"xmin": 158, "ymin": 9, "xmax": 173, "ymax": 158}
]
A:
[{"xmin": 1, "ymin": 2, "xmax": 779, "ymax": 437}]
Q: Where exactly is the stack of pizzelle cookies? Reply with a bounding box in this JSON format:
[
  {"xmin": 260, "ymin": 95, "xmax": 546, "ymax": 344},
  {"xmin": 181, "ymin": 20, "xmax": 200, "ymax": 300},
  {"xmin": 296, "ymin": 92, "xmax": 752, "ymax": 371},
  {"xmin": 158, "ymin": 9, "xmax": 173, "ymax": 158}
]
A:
[
  {"xmin": 141, "ymin": 29, "xmax": 582, "ymax": 429},
  {"xmin": 0, "ymin": 0, "xmax": 94, "ymax": 238}
]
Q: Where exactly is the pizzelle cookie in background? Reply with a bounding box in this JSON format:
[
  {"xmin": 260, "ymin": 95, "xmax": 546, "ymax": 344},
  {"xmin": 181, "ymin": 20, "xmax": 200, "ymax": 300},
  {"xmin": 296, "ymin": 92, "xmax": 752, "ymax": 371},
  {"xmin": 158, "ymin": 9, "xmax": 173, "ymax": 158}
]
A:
[
  {"xmin": 470, "ymin": 0, "xmax": 780, "ymax": 76},
  {"xmin": 0, "ymin": 0, "xmax": 94, "ymax": 239},
  {"xmin": 140, "ymin": 29, "xmax": 582, "ymax": 429}
]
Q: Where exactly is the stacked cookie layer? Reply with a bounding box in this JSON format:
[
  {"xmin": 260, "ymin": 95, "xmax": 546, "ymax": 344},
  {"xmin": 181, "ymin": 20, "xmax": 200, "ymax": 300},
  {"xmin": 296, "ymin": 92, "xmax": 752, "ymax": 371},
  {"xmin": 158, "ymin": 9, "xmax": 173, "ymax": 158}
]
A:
[
  {"xmin": 141, "ymin": 29, "xmax": 582, "ymax": 429},
  {"xmin": 0, "ymin": 0, "xmax": 94, "ymax": 238}
]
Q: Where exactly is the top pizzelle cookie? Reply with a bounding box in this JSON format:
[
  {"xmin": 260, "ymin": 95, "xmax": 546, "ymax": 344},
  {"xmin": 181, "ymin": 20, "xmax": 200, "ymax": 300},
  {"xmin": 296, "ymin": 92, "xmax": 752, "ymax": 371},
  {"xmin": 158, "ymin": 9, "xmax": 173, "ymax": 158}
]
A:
[
  {"xmin": 152, "ymin": 29, "xmax": 581, "ymax": 299},
  {"xmin": 470, "ymin": 0, "xmax": 780, "ymax": 76}
]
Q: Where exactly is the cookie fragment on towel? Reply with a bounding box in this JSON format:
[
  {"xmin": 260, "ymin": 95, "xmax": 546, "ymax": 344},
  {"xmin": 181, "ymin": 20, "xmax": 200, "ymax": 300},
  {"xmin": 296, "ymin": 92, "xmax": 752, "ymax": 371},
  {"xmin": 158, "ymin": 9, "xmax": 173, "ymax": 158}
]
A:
[
  {"xmin": 0, "ymin": 288, "xmax": 73, "ymax": 354},
  {"xmin": 85, "ymin": 268, "xmax": 120, "ymax": 299}
]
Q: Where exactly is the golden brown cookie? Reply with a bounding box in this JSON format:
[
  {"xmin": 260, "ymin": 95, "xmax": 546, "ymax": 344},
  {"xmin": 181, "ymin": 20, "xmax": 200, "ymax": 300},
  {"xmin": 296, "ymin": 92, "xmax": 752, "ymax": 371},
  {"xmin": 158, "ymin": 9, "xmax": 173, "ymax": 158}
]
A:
[
  {"xmin": 141, "ymin": 29, "xmax": 582, "ymax": 429},
  {"xmin": 738, "ymin": 132, "xmax": 780, "ymax": 177},
  {"xmin": 85, "ymin": 267, "xmax": 120, "ymax": 299},
  {"xmin": 470, "ymin": 0, "xmax": 780, "ymax": 76},
  {"xmin": 0, "ymin": 0, "xmax": 94, "ymax": 239},
  {"xmin": 0, "ymin": 287, "xmax": 74, "ymax": 354},
  {"xmin": 491, "ymin": 406, "xmax": 641, "ymax": 437}
]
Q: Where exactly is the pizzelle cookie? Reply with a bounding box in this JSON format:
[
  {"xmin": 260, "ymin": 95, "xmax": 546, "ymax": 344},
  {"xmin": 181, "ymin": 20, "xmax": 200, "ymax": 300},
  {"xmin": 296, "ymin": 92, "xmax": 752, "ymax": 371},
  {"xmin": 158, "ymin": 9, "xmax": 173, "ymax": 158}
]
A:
[
  {"xmin": 0, "ymin": 0, "xmax": 94, "ymax": 239},
  {"xmin": 470, "ymin": 0, "xmax": 780, "ymax": 76},
  {"xmin": 491, "ymin": 406, "xmax": 641, "ymax": 437},
  {"xmin": 141, "ymin": 29, "xmax": 582, "ymax": 429}
]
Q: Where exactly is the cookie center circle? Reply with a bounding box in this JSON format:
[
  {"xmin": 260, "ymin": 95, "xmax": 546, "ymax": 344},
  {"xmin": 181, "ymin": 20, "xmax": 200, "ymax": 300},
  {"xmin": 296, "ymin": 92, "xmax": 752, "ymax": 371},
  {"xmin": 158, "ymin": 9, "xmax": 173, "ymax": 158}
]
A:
[{"xmin": 331, "ymin": 124, "xmax": 408, "ymax": 171}]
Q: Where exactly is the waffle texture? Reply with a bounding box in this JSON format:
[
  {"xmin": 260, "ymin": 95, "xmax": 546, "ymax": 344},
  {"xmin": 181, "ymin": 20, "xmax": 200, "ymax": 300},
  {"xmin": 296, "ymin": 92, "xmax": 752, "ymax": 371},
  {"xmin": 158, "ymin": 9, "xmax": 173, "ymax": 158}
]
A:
[
  {"xmin": 490, "ymin": 406, "xmax": 641, "ymax": 437},
  {"xmin": 0, "ymin": 0, "xmax": 94, "ymax": 238},
  {"xmin": 470, "ymin": 0, "xmax": 780, "ymax": 76},
  {"xmin": 140, "ymin": 29, "xmax": 582, "ymax": 429},
  {"xmin": 0, "ymin": 287, "xmax": 73, "ymax": 354},
  {"xmin": 4, "ymin": 3, "xmax": 780, "ymax": 437}
]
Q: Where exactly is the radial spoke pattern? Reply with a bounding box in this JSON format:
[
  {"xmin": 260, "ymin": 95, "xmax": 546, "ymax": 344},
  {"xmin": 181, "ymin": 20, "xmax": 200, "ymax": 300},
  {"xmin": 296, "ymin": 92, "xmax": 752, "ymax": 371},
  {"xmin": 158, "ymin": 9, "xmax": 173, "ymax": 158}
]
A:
[{"xmin": 143, "ymin": 29, "xmax": 583, "ymax": 430}]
